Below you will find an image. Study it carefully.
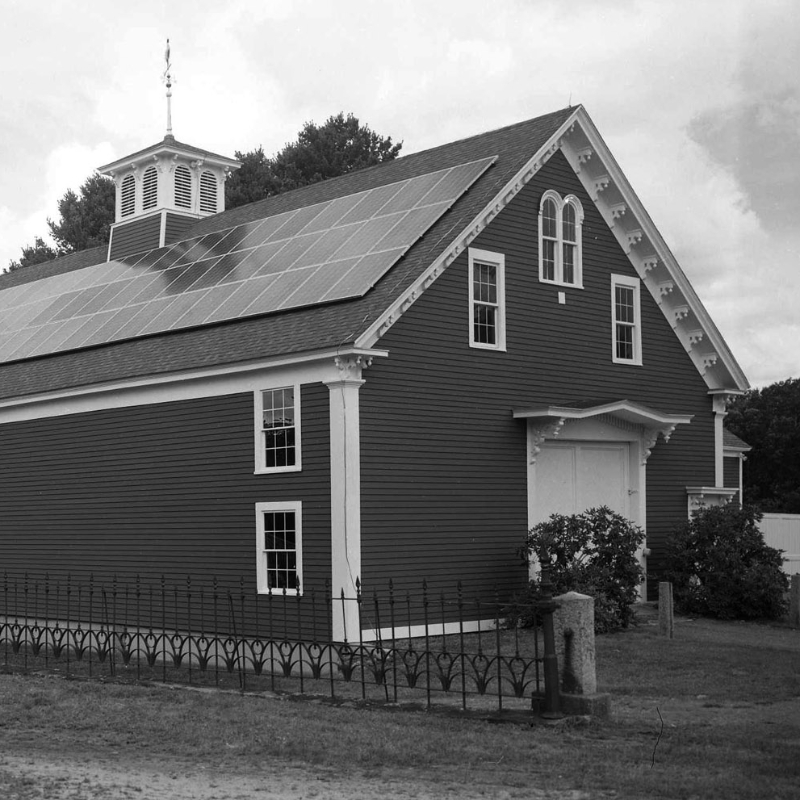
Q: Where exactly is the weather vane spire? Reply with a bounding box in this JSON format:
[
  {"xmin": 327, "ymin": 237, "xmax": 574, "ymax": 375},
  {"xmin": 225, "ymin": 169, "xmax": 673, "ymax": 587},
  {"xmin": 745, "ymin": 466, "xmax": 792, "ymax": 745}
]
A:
[{"xmin": 163, "ymin": 38, "xmax": 173, "ymax": 137}]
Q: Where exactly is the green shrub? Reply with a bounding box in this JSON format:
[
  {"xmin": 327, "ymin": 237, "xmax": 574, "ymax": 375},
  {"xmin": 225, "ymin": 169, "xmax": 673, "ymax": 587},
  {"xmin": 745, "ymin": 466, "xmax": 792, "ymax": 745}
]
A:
[
  {"xmin": 662, "ymin": 504, "xmax": 788, "ymax": 620},
  {"xmin": 507, "ymin": 506, "xmax": 645, "ymax": 633}
]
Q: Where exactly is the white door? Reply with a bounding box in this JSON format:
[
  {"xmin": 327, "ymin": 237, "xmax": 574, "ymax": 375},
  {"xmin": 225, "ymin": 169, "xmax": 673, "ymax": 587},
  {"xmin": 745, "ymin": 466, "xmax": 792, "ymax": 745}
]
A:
[{"xmin": 533, "ymin": 442, "xmax": 630, "ymax": 523}]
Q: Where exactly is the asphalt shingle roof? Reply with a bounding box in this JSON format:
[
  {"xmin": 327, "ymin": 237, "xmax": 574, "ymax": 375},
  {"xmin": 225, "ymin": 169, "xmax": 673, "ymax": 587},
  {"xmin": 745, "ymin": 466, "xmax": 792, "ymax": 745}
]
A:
[{"xmin": 0, "ymin": 107, "xmax": 575, "ymax": 401}]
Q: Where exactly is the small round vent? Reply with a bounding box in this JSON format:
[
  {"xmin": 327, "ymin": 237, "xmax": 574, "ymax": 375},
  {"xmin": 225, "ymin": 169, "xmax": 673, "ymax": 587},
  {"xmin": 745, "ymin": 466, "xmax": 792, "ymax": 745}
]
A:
[
  {"xmin": 199, "ymin": 170, "xmax": 217, "ymax": 213},
  {"xmin": 174, "ymin": 164, "xmax": 192, "ymax": 209},
  {"xmin": 121, "ymin": 174, "xmax": 135, "ymax": 217},
  {"xmin": 142, "ymin": 166, "xmax": 158, "ymax": 211}
]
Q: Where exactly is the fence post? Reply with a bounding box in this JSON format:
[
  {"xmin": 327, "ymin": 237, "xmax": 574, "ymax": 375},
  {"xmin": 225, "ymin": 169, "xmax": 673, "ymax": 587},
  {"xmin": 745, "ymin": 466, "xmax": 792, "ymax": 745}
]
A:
[
  {"xmin": 659, "ymin": 582, "xmax": 675, "ymax": 638},
  {"xmin": 537, "ymin": 561, "xmax": 561, "ymax": 717},
  {"xmin": 790, "ymin": 575, "xmax": 800, "ymax": 628}
]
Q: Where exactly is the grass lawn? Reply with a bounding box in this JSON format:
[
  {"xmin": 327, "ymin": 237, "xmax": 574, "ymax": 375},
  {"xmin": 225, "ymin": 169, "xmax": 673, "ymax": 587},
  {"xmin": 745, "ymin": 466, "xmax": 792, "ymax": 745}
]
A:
[{"xmin": 1, "ymin": 609, "xmax": 798, "ymax": 799}]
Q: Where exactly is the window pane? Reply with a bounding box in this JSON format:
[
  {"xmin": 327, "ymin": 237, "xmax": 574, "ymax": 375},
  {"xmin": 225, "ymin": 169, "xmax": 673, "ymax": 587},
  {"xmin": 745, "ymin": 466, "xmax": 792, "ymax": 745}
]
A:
[
  {"xmin": 473, "ymin": 304, "xmax": 497, "ymax": 345},
  {"xmin": 616, "ymin": 324, "xmax": 634, "ymax": 360},
  {"xmin": 615, "ymin": 286, "xmax": 634, "ymax": 323},
  {"xmin": 563, "ymin": 203, "xmax": 576, "ymax": 243},
  {"xmin": 542, "ymin": 240, "xmax": 556, "ymax": 281},
  {"xmin": 264, "ymin": 510, "xmax": 298, "ymax": 590},
  {"xmin": 542, "ymin": 199, "xmax": 557, "ymax": 238},
  {"xmin": 263, "ymin": 387, "xmax": 297, "ymax": 468},
  {"xmin": 563, "ymin": 244, "xmax": 575, "ymax": 284},
  {"xmin": 473, "ymin": 262, "xmax": 497, "ymax": 304}
]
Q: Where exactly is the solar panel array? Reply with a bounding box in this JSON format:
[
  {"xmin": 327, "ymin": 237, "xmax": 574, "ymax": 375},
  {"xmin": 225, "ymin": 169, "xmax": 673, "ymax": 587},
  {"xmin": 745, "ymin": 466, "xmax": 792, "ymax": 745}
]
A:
[{"xmin": 0, "ymin": 157, "xmax": 495, "ymax": 365}]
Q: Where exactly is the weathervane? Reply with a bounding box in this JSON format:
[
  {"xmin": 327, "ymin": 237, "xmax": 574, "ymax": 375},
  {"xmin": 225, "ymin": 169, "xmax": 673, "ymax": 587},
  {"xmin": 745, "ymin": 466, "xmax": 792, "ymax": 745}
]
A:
[{"xmin": 163, "ymin": 38, "xmax": 174, "ymax": 137}]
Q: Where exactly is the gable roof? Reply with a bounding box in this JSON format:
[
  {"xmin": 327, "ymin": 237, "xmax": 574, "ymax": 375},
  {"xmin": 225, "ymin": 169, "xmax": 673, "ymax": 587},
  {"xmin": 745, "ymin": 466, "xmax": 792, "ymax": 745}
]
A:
[
  {"xmin": 723, "ymin": 428, "xmax": 751, "ymax": 452},
  {"xmin": 0, "ymin": 106, "xmax": 748, "ymax": 402}
]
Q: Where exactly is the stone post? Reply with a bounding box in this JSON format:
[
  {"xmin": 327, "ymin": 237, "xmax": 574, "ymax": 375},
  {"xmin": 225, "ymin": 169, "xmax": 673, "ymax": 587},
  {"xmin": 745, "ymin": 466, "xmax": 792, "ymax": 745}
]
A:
[
  {"xmin": 553, "ymin": 591, "xmax": 596, "ymax": 695},
  {"xmin": 552, "ymin": 592, "xmax": 611, "ymax": 717},
  {"xmin": 659, "ymin": 581, "xmax": 674, "ymax": 638},
  {"xmin": 790, "ymin": 574, "xmax": 800, "ymax": 628}
]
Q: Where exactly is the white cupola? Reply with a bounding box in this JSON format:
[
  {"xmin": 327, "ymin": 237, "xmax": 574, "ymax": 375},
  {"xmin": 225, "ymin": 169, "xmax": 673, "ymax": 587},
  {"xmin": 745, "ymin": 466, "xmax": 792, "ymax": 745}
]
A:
[
  {"xmin": 98, "ymin": 136, "xmax": 241, "ymax": 261},
  {"xmin": 97, "ymin": 41, "xmax": 241, "ymax": 261}
]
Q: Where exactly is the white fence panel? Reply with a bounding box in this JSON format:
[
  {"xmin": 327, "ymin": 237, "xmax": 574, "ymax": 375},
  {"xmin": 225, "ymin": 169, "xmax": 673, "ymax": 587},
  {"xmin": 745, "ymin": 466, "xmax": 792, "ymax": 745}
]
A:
[{"xmin": 760, "ymin": 513, "xmax": 800, "ymax": 575}]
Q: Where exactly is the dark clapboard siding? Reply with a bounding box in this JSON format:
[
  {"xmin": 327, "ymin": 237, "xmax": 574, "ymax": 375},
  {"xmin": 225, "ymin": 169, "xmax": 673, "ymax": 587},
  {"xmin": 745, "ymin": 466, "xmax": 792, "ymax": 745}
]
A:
[
  {"xmin": 0, "ymin": 384, "xmax": 331, "ymax": 609},
  {"xmin": 360, "ymin": 150, "xmax": 714, "ymax": 600},
  {"xmin": 165, "ymin": 212, "xmax": 198, "ymax": 246},
  {"xmin": 108, "ymin": 214, "xmax": 163, "ymax": 260},
  {"xmin": 724, "ymin": 456, "xmax": 741, "ymax": 495}
]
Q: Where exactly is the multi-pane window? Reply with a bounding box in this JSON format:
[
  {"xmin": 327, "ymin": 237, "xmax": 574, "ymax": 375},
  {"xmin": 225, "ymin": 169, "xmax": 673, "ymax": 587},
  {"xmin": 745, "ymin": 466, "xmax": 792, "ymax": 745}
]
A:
[
  {"xmin": 469, "ymin": 249, "xmax": 505, "ymax": 350},
  {"xmin": 256, "ymin": 386, "xmax": 301, "ymax": 473},
  {"xmin": 538, "ymin": 191, "xmax": 583, "ymax": 287},
  {"xmin": 256, "ymin": 502, "xmax": 302, "ymax": 595},
  {"xmin": 612, "ymin": 275, "xmax": 642, "ymax": 364}
]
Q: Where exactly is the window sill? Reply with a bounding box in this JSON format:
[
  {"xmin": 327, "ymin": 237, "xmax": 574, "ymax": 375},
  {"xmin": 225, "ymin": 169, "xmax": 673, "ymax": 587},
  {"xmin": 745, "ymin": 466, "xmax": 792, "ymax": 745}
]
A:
[{"xmin": 254, "ymin": 465, "xmax": 303, "ymax": 475}]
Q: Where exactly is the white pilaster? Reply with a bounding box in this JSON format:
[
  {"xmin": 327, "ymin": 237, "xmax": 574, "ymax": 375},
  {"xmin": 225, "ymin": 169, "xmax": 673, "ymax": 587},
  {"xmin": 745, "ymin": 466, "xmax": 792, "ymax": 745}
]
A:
[
  {"xmin": 325, "ymin": 355, "xmax": 369, "ymax": 642},
  {"xmin": 712, "ymin": 394, "xmax": 727, "ymax": 487}
]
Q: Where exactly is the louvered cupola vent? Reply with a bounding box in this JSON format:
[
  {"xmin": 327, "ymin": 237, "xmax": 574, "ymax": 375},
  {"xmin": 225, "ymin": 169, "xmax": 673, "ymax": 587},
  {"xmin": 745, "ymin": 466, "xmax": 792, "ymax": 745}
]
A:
[
  {"xmin": 98, "ymin": 136, "xmax": 240, "ymax": 261},
  {"xmin": 174, "ymin": 164, "xmax": 192, "ymax": 209},
  {"xmin": 199, "ymin": 170, "xmax": 217, "ymax": 213},
  {"xmin": 142, "ymin": 166, "xmax": 158, "ymax": 210},
  {"xmin": 120, "ymin": 174, "xmax": 136, "ymax": 217}
]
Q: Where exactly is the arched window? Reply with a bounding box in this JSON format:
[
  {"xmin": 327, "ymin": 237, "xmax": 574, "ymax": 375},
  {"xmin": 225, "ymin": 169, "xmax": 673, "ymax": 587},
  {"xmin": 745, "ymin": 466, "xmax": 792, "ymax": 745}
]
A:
[
  {"xmin": 538, "ymin": 191, "xmax": 583, "ymax": 287},
  {"xmin": 142, "ymin": 166, "xmax": 158, "ymax": 211},
  {"xmin": 174, "ymin": 164, "xmax": 192, "ymax": 209},
  {"xmin": 120, "ymin": 174, "xmax": 136, "ymax": 217},
  {"xmin": 199, "ymin": 170, "xmax": 217, "ymax": 213}
]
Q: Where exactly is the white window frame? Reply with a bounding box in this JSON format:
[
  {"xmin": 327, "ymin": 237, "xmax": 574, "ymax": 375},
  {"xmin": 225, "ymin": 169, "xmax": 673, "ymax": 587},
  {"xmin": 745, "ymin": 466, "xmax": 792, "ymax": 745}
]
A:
[
  {"xmin": 538, "ymin": 190, "xmax": 584, "ymax": 288},
  {"xmin": 254, "ymin": 385, "xmax": 302, "ymax": 474},
  {"xmin": 256, "ymin": 501, "xmax": 303, "ymax": 595},
  {"xmin": 611, "ymin": 274, "xmax": 642, "ymax": 365},
  {"xmin": 468, "ymin": 248, "xmax": 506, "ymax": 351}
]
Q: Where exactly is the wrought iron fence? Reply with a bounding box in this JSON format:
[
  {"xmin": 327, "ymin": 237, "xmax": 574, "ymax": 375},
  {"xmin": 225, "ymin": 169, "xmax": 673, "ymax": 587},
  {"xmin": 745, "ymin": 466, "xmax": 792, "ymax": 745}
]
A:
[{"xmin": 1, "ymin": 573, "xmax": 550, "ymax": 716}]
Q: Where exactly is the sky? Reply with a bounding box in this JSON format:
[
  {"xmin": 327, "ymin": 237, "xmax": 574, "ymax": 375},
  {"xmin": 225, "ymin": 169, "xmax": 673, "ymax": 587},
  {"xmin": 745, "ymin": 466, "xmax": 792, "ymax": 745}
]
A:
[{"xmin": 0, "ymin": 0, "xmax": 798, "ymax": 388}]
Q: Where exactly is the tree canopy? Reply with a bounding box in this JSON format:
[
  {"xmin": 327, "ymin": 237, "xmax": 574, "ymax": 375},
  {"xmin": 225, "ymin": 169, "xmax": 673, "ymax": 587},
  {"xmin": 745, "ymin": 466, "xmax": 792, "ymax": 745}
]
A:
[
  {"xmin": 725, "ymin": 377, "xmax": 800, "ymax": 512},
  {"xmin": 225, "ymin": 113, "xmax": 402, "ymax": 209},
  {"xmin": 8, "ymin": 174, "xmax": 115, "ymax": 272},
  {"xmin": 7, "ymin": 113, "xmax": 401, "ymax": 272}
]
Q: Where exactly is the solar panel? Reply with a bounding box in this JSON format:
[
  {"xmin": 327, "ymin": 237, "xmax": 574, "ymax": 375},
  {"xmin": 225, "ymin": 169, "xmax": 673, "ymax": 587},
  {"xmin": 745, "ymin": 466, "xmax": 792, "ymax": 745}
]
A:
[{"xmin": 0, "ymin": 156, "xmax": 495, "ymax": 364}]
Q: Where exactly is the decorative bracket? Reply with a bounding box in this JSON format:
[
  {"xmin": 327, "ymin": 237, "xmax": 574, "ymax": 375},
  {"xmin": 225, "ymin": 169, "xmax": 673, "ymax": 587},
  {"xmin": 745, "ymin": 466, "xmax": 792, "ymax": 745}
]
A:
[
  {"xmin": 641, "ymin": 424, "xmax": 677, "ymax": 464},
  {"xmin": 333, "ymin": 355, "xmax": 373, "ymax": 381},
  {"xmin": 641, "ymin": 255, "xmax": 659, "ymax": 274},
  {"xmin": 529, "ymin": 418, "xmax": 565, "ymax": 464},
  {"xmin": 658, "ymin": 281, "xmax": 675, "ymax": 298},
  {"xmin": 688, "ymin": 330, "xmax": 704, "ymax": 345},
  {"xmin": 672, "ymin": 305, "xmax": 690, "ymax": 324},
  {"xmin": 626, "ymin": 229, "xmax": 644, "ymax": 247},
  {"xmin": 610, "ymin": 202, "xmax": 628, "ymax": 219},
  {"xmin": 593, "ymin": 174, "xmax": 611, "ymax": 195}
]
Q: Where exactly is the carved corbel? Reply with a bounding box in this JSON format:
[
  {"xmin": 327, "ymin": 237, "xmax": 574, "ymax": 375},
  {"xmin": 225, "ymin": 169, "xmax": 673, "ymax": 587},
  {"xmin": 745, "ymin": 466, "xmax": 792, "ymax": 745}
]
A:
[
  {"xmin": 610, "ymin": 202, "xmax": 627, "ymax": 219},
  {"xmin": 593, "ymin": 174, "xmax": 611, "ymax": 195},
  {"xmin": 334, "ymin": 354, "xmax": 373, "ymax": 381},
  {"xmin": 626, "ymin": 229, "xmax": 643, "ymax": 247},
  {"xmin": 658, "ymin": 281, "xmax": 675, "ymax": 298},
  {"xmin": 529, "ymin": 418, "xmax": 565, "ymax": 464},
  {"xmin": 577, "ymin": 146, "xmax": 594, "ymax": 163},
  {"xmin": 642, "ymin": 255, "xmax": 659, "ymax": 274},
  {"xmin": 688, "ymin": 330, "xmax": 704, "ymax": 345},
  {"xmin": 641, "ymin": 424, "xmax": 677, "ymax": 465},
  {"xmin": 672, "ymin": 305, "xmax": 690, "ymax": 323}
]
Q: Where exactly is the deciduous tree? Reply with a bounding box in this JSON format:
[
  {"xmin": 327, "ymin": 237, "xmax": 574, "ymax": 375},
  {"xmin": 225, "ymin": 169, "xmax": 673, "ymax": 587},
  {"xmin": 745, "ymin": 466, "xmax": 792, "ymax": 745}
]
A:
[{"xmin": 725, "ymin": 377, "xmax": 800, "ymax": 512}]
